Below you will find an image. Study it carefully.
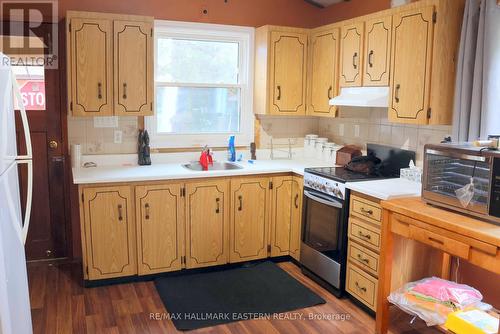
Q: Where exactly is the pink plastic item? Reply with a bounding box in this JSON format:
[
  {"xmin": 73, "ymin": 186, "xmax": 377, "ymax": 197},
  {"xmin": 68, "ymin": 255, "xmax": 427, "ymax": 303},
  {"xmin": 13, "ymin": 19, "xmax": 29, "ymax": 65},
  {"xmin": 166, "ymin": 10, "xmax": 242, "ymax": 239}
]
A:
[{"xmin": 411, "ymin": 277, "xmax": 482, "ymax": 306}]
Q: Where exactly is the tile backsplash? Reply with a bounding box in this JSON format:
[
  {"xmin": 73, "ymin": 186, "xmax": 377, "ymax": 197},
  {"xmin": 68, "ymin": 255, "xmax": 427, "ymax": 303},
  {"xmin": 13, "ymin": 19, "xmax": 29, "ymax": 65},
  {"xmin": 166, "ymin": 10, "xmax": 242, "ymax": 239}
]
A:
[
  {"xmin": 317, "ymin": 107, "xmax": 452, "ymax": 165},
  {"xmin": 67, "ymin": 107, "xmax": 451, "ymax": 163}
]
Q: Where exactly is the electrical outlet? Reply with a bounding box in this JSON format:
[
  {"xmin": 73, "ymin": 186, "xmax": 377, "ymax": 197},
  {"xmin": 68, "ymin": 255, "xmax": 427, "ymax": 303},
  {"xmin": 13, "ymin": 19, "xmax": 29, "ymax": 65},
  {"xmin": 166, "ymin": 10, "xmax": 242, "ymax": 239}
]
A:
[
  {"xmin": 339, "ymin": 124, "xmax": 344, "ymax": 136},
  {"xmin": 114, "ymin": 130, "xmax": 123, "ymax": 144},
  {"xmin": 354, "ymin": 125, "xmax": 360, "ymax": 137}
]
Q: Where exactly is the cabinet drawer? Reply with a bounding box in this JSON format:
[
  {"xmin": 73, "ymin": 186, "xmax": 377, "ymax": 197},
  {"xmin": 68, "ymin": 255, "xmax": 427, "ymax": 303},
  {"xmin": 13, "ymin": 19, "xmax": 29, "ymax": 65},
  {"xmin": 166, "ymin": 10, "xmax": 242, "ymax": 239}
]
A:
[
  {"xmin": 346, "ymin": 263, "xmax": 378, "ymax": 310},
  {"xmin": 349, "ymin": 218, "xmax": 381, "ymax": 251},
  {"xmin": 348, "ymin": 241, "xmax": 380, "ymax": 276},
  {"xmin": 351, "ymin": 195, "xmax": 382, "ymax": 224},
  {"xmin": 408, "ymin": 225, "xmax": 470, "ymax": 259}
]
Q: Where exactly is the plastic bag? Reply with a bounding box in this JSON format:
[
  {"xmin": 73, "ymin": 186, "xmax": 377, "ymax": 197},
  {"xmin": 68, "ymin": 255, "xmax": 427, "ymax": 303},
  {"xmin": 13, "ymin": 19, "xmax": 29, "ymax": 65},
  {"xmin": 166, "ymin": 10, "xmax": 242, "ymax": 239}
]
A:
[
  {"xmin": 455, "ymin": 177, "xmax": 475, "ymax": 208},
  {"xmin": 388, "ymin": 277, "xmax": 487, "ymax": 326}
]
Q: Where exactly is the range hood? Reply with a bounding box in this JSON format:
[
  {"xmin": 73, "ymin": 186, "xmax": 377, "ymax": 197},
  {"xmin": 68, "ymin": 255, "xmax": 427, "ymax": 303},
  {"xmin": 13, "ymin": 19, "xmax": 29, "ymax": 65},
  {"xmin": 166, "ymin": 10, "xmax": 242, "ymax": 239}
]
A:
[{"xmin": 329, "ymin": 86, "xmax": 389, "ymax": 108}]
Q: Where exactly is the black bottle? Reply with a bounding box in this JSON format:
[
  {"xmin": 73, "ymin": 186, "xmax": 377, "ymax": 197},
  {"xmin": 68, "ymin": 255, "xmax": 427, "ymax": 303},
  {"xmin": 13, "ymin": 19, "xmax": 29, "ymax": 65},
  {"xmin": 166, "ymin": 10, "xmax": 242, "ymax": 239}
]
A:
[{"xmin": 138, "ymin": 130, "xmax": 152, "ymax": 166}]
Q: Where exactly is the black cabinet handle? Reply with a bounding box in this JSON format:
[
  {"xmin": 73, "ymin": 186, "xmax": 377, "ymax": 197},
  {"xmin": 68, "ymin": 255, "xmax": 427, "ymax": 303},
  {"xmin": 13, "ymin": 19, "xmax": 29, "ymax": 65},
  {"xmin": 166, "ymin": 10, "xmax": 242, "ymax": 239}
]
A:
[
  {"xmin": 327, "ymin": 86, "xmax": 332, "ymax": 99},
  {"xmin": 216, "ymin": 198, "xmax": 220, "ymax": 214},
  {"xmin": 395, "ymin": 84, "xmax": 401, "ymax": 103},
  {"xmin": 276, "ymin": 85, "xmax": 281, "ymax": 100},
  {"xmin": 368, "ymin": 50, "xmax": 374, "ymax": 68},
  {"xmin": 123, "ymin": 83, "xmax": 127, "ymax": 99},
  {"xmin": 294, "ymin": 194, "xmax": 299, "ymax": 209},
  {"xmin": 238, "ymin": 195, "xmax": 243, "ymax": 211},
  {"xmin": 353, "ymin": 52, "xmax": 358, "ymax": 69},
  {"xmin": 118, "ymin": 204, "xmax": 123, "ymax": 221},
  {"xmin": 145, "ymin": 203, "xmax": 150, "ymax": 220},
  {"xmin": 97, "ymin": 82, "xmax": 102, "ymax": 99}
]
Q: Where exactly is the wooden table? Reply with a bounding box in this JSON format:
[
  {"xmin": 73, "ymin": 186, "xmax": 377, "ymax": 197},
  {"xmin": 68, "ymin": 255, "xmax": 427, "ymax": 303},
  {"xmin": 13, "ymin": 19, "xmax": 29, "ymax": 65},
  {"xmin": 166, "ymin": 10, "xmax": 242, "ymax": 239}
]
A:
[{"xmin": 375, "ymin": 197, "xmax": 500, "ymax": 334}]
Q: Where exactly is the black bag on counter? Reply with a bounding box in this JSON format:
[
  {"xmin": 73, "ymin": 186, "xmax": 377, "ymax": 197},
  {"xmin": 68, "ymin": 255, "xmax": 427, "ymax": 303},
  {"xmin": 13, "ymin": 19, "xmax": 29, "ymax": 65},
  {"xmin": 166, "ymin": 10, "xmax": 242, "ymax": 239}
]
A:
[{"xmin": 344, "ymin": 152, "xmax": 381, "ymax": 175}]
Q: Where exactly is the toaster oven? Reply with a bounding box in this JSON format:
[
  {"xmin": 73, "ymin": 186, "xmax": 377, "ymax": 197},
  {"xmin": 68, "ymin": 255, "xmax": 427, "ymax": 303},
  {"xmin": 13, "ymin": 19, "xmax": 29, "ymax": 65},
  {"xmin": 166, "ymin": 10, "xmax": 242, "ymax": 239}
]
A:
[{"xmin": 422, "ymin": 143, "xmax": 500, "ymax": 224}]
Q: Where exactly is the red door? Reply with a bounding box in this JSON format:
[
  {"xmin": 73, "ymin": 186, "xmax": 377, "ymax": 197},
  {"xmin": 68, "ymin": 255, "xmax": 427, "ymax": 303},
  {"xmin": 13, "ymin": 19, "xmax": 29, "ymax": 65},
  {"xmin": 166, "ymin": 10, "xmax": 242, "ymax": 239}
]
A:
[{"xmin": 10, "ymin": 23, "xmax": 69, "ymax": 260}]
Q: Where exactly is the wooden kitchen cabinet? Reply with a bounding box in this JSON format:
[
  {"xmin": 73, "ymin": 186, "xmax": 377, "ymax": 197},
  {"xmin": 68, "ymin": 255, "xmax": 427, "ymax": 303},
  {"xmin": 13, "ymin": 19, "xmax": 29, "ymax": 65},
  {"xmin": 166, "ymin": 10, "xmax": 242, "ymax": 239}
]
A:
[
  {"xmin": 185, "ymin": 180, "xmax": 229, "ymax": 269},
  {"xmin": 270, "ymin": 175, "xmax": 303, "ymax": 260},
  {"xmin": 388, "ymin": 6, "xmax": 434, "ymax": 124},
  {"xmin": 254, "ymin": 26, "xmax": 308, "ymax": 116},
  {"xmin": 69, "ymin": 18, "xmax": 113, "ymax": 116},
  {"xmin": 67, "ymin": 11, "xmax": 153, "ymax": 117},
  {"xmin": 230, "ymin": 177, "xmax": 270, "ymax": 263},
  {"xmin": 113, "ymin": 20, "xmax": 153, "ymax": 116},
  {"xmin": 340, "ymin": 22, "xmax": 364, "ymax": 87},
  {"xmin": 307, "ymin": 28, "xmax": 340, "ymax": 117},
  {"xmin": 289, "ymin": 176, "xmax": 303, "ymax": 261},
  {"xmin": 135, "ymin": 183, "xmax": 184, "ymax": 275},
  {"xmin": 363, "ymin": 16, "xmax": 392, "ymax": 86},
  {"xmin": 81, "ymin": 186, "xmax": 136, "ymax": 280}
]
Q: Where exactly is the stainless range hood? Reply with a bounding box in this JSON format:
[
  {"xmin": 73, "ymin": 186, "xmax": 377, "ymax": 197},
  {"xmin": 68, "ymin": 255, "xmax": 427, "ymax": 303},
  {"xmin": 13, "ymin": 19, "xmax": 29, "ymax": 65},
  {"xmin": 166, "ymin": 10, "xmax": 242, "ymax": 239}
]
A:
[{"xmin": 329, "ymin": 87, "xmax": 389, "ymax": 108}]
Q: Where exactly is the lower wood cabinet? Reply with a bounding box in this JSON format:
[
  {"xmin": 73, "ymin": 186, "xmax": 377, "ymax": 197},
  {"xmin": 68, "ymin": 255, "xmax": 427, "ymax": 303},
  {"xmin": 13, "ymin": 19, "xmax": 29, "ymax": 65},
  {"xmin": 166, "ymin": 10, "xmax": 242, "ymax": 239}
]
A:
[
  {"xmin": 135, "ymin": 183, "xmax": 184, "ymax": 275},
  {"xmin": 78, "ymin": 174, "xmax": 304, "ymax": 280},
  {"xmin": 185, "ymin": 180, "xmax": 229, "ymax": 269},
  {"xmin": 230, "ymin": 177, "xmax": 270, "ymax": 263},
  {"xmin": 81, "ymin": 185, "xmax": 137, "ymax": 280}
]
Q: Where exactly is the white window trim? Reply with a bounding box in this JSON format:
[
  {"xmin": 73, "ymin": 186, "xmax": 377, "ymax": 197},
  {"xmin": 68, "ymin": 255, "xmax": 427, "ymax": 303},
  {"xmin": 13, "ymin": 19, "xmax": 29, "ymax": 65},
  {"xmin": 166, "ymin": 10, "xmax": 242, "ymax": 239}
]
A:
[{"xmin": 146, "ymin": 20, "xmax": 255, "ymax": 149}]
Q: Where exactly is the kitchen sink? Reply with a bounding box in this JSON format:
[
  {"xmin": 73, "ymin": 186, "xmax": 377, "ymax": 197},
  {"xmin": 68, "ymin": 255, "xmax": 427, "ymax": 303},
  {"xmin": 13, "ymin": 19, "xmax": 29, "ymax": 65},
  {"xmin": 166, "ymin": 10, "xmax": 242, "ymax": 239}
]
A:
[{"xmin": 182, "ymin": 161, "xmax": 243, "ymax": 171}]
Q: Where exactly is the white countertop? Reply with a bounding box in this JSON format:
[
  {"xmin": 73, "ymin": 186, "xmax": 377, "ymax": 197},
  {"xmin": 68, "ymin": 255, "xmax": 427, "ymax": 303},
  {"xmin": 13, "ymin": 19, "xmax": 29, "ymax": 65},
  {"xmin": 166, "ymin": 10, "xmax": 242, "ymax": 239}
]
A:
[
  {"xmin": 346, "ymin": 178, "xmax": 422, "ymax": 200},
  {"xmin": 72, "ymin": 153, "xmax": 329, "ymax": 184}
]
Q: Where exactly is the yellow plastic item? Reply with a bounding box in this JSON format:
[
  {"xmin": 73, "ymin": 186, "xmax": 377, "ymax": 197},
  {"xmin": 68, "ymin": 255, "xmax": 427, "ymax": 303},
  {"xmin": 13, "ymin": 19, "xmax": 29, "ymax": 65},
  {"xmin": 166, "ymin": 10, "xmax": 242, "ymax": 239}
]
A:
[{"xmin": 445, "ymin": 310, "xmax": 499, "ymax": 334}]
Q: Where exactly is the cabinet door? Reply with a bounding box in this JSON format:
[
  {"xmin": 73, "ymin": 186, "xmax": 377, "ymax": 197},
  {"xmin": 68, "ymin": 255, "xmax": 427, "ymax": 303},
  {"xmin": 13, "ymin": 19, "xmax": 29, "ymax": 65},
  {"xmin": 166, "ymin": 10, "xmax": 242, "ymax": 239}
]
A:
[
  {"xmin": 308, "ymin": 29, "xmax": 339, "ymax": 117},
  {"xmin": 114, "ymin": 20, "xmax": 153, "ymax": 116},
  {"xmin": 289, "ymin": 176, "xmax": 303, "ymax": 261},
  {"xmin": 135, "ymin": 184, "xmax": 184, "ymax": 275},
  {"xmin": 270, "ymin": 176, "xmax": 293, "ymax": 257},
  {"xmin": 70, "ymin": 18, "xmax": 113, "ymax": 116},
  {"xmin": 230, "ymin": 177, "xmax": 270, "ymax": 263},
  {"xmin": 269, "ymin": 31, "xmax": 307, "ymax": 116},
  {"xmin": 185, "ymin": 180, "xmax": 229, "ymax": 269},
  {"xmin": 389, "ymin": 7, "xmax": 434, "ymax": 124},
  {"xmin": 82, "ymin": 186, "xmax": 136, "ymax": 280},
  {"xmin": 364, "ymin": 16, "xmax": 392, "ymax": 86},
  {"xmin": 340, "ymin": 22, "xmax": 364, "ymax": 87}
]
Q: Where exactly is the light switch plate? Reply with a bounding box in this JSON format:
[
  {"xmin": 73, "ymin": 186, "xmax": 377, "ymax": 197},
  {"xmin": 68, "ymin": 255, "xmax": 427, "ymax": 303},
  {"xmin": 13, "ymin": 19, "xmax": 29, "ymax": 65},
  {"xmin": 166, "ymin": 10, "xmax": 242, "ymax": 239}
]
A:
[
  {"xmin": 94, "ymin": 116, "xmax": 118, "ymax": 128},
  {"xmin": 354, "ymin": 125, "xmax": 360, "ymax": 137},
  {"xmin": 114, "ymin": 130, "xmax": 123, "ymax": 144}
]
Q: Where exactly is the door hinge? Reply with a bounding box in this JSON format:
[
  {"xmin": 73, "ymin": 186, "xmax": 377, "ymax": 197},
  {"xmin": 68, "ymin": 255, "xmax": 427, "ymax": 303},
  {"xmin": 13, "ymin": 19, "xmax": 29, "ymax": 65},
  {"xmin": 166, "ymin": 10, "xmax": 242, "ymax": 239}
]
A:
[
  {"xmin": 70, "ymin": 101, "xmax": 73, "ymax": 111},
  {"xmin": 69, "ymin": 23, "xmax": 71, "ymax": 32},
  {"xmin": 427, "ymin": 108, "xmax": 432, "ymax": 119},
  {"xmin": 81, "ymin": 193, "xmax": 84, "ymax": 202},
  {"xmin": 267, "ymin": 245, "xmax": 271, "ymax": 253},
  {"xmin": 85, "ymin": 266, "xmax": 88, "ymax": 275},
  {"xmin": 180, "ymin": 187, "xmax": 186, "ymax": 197},
  {"xmin": 269, "ymin": 181, "xmax": 273, "ymax": 190},
  {"xmin": 432, "ymin": 11, "xmax": 437, "ymax": 23},
  {"xmin": 181, "ymin": 256, "xmax": 186, "ymax": 265}
]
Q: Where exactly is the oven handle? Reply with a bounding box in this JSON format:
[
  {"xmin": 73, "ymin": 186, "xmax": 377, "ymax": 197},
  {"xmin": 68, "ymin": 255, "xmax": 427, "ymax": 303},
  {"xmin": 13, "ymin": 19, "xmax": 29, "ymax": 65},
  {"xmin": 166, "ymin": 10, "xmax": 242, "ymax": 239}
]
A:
[{"xmin": 304, "ymin": 190, "xmax": 343, "ymax": 209}]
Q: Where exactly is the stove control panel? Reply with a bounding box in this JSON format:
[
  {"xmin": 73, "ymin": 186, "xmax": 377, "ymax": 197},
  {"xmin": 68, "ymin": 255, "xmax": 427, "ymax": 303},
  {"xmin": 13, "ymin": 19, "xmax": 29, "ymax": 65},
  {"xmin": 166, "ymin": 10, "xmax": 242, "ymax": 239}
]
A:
[{"xmin": 303, "ymin": 172, "xmax": 346, "ymax": 200}]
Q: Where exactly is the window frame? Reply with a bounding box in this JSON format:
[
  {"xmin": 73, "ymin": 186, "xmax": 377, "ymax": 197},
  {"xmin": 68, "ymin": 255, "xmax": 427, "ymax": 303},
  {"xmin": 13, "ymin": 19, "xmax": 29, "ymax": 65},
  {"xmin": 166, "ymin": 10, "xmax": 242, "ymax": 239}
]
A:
[{"xmin": 146, "ymin": 20, "xmax": 255, "ymax": 148}]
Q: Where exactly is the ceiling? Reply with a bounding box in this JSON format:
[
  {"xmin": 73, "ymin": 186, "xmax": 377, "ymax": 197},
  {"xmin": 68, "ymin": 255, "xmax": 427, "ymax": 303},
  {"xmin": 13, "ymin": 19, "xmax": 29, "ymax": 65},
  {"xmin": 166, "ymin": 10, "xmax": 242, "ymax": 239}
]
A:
[{"xmin": 305, "ymin": 0, "xmax": 347, "ymax": 8}]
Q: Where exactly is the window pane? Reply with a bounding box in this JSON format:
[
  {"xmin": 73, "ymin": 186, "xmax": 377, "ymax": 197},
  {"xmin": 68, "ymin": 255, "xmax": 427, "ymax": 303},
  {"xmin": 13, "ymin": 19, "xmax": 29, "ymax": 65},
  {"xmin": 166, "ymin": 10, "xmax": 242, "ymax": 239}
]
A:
[
  {"xmin": 156, "ymin": 38, "xmax": 239, "ymax": 84},
  {"xmin": 156, "ymin": 86, "xmax": 240, "ymax": 133},
  {"xmin": 12, "ymin": 65, "xmax": 45, "ymax": 111}
]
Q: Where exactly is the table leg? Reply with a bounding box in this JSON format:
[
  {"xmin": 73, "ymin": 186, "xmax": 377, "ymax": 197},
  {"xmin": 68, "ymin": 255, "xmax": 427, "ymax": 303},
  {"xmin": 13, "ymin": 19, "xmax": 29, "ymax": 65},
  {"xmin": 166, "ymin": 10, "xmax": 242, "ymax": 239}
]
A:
[{"xmin": 376, "ymin": 210, "xmax": 395, "ymax": 334}]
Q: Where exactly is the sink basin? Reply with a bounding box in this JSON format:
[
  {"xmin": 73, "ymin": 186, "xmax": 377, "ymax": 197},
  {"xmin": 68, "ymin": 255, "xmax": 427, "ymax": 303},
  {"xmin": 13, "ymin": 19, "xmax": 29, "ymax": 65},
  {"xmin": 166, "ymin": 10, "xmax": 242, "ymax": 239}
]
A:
[{"xmin": 182, "ymin": 161, "xmax": 243, "ymax": 171}]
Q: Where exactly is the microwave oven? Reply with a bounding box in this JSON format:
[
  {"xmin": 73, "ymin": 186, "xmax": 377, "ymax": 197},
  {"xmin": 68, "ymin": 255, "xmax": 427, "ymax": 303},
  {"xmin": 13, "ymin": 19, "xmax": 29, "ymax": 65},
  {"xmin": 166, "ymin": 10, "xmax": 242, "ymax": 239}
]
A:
[{"xmin": 422, "ymin": 143, "xmax": 500, "ymax": 224}]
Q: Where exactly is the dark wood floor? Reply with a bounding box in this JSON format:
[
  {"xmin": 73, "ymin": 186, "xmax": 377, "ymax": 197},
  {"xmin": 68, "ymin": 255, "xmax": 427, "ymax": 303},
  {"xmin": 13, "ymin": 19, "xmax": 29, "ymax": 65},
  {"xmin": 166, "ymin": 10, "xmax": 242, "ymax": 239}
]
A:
[{"xmin": 27, "ymin": 261, "xmax": 440, "ymax": 334}]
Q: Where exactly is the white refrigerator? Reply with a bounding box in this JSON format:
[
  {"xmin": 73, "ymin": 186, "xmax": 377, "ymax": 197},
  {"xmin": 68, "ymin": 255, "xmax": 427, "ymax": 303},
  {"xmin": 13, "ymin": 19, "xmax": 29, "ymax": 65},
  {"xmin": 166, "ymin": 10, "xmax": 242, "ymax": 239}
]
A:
[{"xmin": 0, "ymin": 52, "xmax": 34, "ymax": 334}]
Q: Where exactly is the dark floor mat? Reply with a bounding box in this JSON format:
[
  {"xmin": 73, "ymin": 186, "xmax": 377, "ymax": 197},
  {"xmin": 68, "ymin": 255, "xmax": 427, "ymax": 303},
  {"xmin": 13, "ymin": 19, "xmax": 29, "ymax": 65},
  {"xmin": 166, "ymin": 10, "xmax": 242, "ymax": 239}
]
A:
[{"xmin": 154, "ymin": 261, "xmax": 325, "ymax": 331}]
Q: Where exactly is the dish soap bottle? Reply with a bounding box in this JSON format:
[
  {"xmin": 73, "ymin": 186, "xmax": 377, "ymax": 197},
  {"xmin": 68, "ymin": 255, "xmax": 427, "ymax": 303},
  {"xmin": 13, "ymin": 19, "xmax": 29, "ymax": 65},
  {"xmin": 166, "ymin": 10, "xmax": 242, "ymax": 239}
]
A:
[{"xmin": 227, "ymin": 135, "xmax": 236, "ymax": 162}]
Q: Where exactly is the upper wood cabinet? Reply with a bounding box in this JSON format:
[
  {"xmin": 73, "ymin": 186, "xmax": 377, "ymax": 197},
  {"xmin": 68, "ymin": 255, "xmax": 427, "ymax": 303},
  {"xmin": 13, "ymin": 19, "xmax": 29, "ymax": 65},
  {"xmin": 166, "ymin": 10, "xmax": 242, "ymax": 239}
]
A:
[
  {"xmin": 81, "ymin": 186, "xmax": 136, "ymax": 280},
  {"xmin": 389, "ymin": 7, "xmax": 434, "ymax": 124},
  {"xmin": 230, "ymin": 177, "xmax": 270, "ymax": 263},
  {"xmin": 307, "ymin": 29, "xmax": 340, "ymax": 117},
  {"xmin": 135, "ymin": 184, "xmax": 184, "ymax": 275},
  {"xmin": 185, "ymin": 180, "xmax": 229, "ymax": 269},
  {"xmin": 70, "ymin": 18, "xmax": 113, "ymax": 116},
  {"xmin": 254, "ymin": 26, "xmax": 308, "ymax": 116},
  {"xmin": 114, "ymin": 21, "xmax": 153, "ymax": 116},
  {"xmin": 67, "ymin": 11, "xmax": 153, "ymax": 117},
  {"xmin": 340, "ymin": 22, "xmax": 364, "ymax": 87},
  {"xmin": 364, "ymin": 16, "xmax": 392, "ymax": 86}
]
